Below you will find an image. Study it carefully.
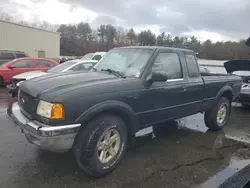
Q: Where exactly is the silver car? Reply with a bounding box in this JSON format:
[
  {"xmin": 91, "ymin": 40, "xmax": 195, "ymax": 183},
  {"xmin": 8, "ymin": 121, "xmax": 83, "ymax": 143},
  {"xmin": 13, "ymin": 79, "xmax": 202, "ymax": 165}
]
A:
[{"xmin": 224, "ymin": 60, "xmax": 250, "ymax": 107}]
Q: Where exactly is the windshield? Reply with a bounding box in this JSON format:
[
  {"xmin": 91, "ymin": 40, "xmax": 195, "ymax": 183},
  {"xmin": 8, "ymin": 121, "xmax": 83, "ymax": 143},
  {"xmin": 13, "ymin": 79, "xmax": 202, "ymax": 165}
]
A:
[
  {"xmin": 47, "ymin": 61, "xmax": 76, "ymax": 73},
  {"xmin": 0, "ymin": 59, "xmax": 15, "ymax": 67},
  {"xmin": 81, "ymin": 53, "xmax": 94, "ymax": 60},
  {"xmin": 93, "ymin": 48, "xmax": 154, "ymax": 77}
]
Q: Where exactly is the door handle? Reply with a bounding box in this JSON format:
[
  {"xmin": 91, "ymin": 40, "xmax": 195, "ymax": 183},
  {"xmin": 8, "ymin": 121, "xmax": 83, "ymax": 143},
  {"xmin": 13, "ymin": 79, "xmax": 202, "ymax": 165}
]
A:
[
  {"xmin": 181, "ymin": 85, "xmax": 187, "ymax": 91},
  {"xmin": 127, "ymin": 95, "xmax": 139, "ymax": 99}
]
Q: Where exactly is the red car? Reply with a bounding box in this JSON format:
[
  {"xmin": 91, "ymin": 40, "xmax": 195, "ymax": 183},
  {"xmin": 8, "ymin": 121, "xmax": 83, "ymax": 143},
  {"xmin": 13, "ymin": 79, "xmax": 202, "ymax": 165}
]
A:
[{"xmin": 0, "ymin": 57, "xmax": 59, "ymax": 86}]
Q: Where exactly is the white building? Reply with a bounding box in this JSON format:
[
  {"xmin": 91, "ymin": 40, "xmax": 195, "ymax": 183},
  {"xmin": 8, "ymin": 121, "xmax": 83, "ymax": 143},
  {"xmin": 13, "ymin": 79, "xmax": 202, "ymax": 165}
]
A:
[{"xmin": 0, "ymin": 20, "xmax": 60, "ymax": 60}]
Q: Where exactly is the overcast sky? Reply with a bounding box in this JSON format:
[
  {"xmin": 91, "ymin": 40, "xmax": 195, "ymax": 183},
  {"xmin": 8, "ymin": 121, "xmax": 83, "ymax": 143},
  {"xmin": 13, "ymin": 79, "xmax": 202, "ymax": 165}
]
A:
[{"xmin": 1, "ymin": 0, "xmax": 249, "ymax": 41}]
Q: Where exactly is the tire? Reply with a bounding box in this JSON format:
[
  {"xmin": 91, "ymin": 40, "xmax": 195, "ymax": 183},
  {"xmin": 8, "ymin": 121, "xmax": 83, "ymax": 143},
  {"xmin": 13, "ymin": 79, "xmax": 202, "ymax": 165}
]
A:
[
  {"xmin": 0, "ymin": 77, "xmax": 3, "ymax": 87},
  {"xmin": 204, "ymin": 97, "xmax": 230, "ymax": 131},
  {"xmin": 74, "ymin": 113, "xmax": 128, "ymax": 177}
]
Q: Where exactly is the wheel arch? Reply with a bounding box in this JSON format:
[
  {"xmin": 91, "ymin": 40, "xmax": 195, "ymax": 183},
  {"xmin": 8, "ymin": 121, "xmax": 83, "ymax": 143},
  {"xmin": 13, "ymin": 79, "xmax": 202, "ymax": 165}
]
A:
[
  {"xmin": 216, "ymin": 86, "xmax": 233, "ymax": 102},
  {"xmin": 75, "ymin": 100, "xmax": 139, "ymax": 138},
  {"xmin": 216, "ymin": 86, "xmax": 233, "ymax": 114}
]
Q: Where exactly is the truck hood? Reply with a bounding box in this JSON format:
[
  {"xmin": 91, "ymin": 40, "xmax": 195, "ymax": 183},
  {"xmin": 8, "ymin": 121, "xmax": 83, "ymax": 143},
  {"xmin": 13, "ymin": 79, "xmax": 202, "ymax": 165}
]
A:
[
  {"xmin": 224, "ymin": 60, "xmax": 250, "ymax": 73},
  {"xmin": 13, "ymin": 71, "xmax": 48, "ymax": 80},
  {"xmin": 20, "ymin": 71, "xmax": 120, "ymax": 98}
]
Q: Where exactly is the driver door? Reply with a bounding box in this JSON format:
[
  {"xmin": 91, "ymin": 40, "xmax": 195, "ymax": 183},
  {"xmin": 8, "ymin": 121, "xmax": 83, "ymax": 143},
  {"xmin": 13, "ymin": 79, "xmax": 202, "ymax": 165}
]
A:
[
  {"xmin": 34, "ymin": 59, "xmax": 54, "ymax": 71},
  {"xmin": 5, "ymin": 59, "xmax": 33, "ymax": 82},
  {"xmin": 138, "ymin": 51, "xmax": 188, "ymax": 127}
]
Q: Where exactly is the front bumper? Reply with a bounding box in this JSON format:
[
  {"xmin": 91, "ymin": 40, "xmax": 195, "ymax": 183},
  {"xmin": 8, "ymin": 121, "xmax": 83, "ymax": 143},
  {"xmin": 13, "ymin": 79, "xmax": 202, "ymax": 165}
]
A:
[{"xmin": 11, "ymin": 102, "xmax": 81, "ymax": 152}]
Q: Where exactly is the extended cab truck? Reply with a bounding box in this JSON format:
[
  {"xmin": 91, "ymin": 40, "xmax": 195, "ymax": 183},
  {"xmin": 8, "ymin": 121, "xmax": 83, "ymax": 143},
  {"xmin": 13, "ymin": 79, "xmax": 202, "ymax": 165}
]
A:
[{"xmin": 11, "ymin": 46, "xmax": 242, "ymax": 177}]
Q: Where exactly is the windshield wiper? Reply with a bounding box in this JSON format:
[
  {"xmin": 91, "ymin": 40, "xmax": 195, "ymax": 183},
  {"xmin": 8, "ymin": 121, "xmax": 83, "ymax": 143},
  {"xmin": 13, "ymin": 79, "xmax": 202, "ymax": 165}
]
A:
[{"xmin": 101, "ymin": 69, "xmax": 126, "ymax": 78}]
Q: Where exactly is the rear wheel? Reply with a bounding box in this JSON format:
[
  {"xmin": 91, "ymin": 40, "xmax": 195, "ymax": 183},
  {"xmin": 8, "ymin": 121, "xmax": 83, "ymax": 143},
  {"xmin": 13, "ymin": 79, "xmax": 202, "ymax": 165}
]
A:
[
  {"xmin": 74, "ymin": 114, "xmax": 128, "ymax": 177},
  {"xmin": 204, "ymin": 97, "xmax": 230, "ymax": 131}
]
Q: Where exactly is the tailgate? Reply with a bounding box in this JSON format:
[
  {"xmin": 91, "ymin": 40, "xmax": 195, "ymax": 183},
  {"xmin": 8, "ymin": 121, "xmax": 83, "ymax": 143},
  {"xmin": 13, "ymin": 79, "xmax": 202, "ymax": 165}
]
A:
[{"xmin": 224, "ymin": 60, "xmax": 250, "ymax": 73}]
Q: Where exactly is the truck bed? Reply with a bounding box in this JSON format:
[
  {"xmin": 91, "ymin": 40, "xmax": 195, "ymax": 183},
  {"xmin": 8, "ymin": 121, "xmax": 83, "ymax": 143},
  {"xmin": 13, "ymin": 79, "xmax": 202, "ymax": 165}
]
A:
[
  {"xmin": 201, "ymin": 74, "xmax": 242, "ymax": 111},
  {"xmin": 201, "ymin": 72, "xmax": 228, "ymax": 77}
]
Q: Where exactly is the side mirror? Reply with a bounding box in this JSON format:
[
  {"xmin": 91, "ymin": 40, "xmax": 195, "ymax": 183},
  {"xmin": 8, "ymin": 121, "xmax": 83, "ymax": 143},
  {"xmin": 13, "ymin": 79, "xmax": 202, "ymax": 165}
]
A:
[
  {"xmin": 8, "ymin": 65, "xmax": 15, "ymax": 69},
  {"xmin": 152, "ymin": 71, "xmax": 168, "ymax": 82},
  {"xmin": 146, "ymin": 70, "xmax": 168, "ymax": 86}
]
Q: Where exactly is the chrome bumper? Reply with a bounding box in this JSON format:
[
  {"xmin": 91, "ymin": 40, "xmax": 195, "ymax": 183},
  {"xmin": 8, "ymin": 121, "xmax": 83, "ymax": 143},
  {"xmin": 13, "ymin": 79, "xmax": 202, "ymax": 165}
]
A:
[{"xmin": 11, "ymin": 102, "xmax": 81, "ymax": 152}]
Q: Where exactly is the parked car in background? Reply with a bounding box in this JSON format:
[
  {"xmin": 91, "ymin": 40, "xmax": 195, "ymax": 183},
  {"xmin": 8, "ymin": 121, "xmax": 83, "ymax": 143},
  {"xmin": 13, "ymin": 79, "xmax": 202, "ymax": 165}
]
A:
[
  {"xmin": 11, "ymin": 46, "xmax": 241, "ymax": 177},
  {"xmin": 81, "ymin": 52, "xmax": 106, "ymax": 61},
  {"xmin": 223, "ymin": 38, "xmax": 250, "ymax": 108},
  {"xmin": 199, "ymin": 65, "xmax": 210, "ymax": 74},
  {"xmin": 8, "ymin": 59, "xmax": 98, "ymax": 97},
  {"xmin": 0, "ymin": 50, "xmax": 29, "ymax": 65},
  {"xmin": 81, "ymin": 53, "xmax": 94, "ymax": 60},
  {"xmin": 59, "ymin": 57, "xmax": 68, "ymax": 64},
  {"xmin": 0, "ymin": 57, "xmax": 58, "ymax": 86},
  {"xmin": 225, "ymin": 60, "xmax": 250, "ymax": 108}
]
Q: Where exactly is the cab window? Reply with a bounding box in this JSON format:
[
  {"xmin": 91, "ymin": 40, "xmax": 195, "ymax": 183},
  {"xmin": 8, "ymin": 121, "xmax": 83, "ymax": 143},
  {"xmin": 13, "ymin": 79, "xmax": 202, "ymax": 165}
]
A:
[
  {"xmin": 152, "ymin": 52, "xmax": 183, "ymax": 79},
  {"xmin": 185, "ymin": 54, "xmax": 200, "ymax": 78}
]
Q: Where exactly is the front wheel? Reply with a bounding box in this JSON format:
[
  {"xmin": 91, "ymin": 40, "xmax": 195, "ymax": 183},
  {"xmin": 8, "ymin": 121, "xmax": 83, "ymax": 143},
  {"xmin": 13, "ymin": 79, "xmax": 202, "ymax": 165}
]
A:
[
  {"xmin": 0, "ymin": 77, "xmax": 3, "ymax": 87},
  {"xmin": 74, "ymin": 114, "xmax": 128, "ymax": 177},
  {"xmin": 204, "ymin": 97, "xmax": 230, "ymax": 131}
]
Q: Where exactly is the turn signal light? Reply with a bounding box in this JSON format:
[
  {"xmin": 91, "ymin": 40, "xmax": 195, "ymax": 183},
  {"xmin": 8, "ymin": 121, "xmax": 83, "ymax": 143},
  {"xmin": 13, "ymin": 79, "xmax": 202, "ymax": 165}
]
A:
[{"xmin": 51, "ymin": 104, "xmax": 65, "ymax": 119}]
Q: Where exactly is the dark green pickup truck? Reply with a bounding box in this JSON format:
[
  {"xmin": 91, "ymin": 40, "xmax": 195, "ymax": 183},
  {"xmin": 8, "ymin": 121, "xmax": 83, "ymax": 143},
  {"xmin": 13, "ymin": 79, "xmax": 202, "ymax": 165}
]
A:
[{"xmin": 11, "ymin": 46, "xmax": 242, "ymax": 177}]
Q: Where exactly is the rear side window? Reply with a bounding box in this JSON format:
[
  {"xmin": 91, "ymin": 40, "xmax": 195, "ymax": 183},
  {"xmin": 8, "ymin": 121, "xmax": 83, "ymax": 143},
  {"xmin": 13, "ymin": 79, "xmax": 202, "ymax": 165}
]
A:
[
  {"xmin": 83, "ymin": 63, "xmax": 95, "ymax": 70},
  {"xmin": 35, "ymin": 60, "xmax": 53, "ymax": 67},
  {"xmin": 92, "ymin": 55, "xmax": 102, "ymax": 61},
  {"xmin": 185, "ymin": 54, "xmax": 200, "ymax": 78},
  {"xmin": 0, "ymin": 52, "xmax": 14, "ymax": 59},
  {"xmin": 69, "ymin": 64, "xmax": 82, "ymax": 71},
  {"xmin": 152, "ymin": 52, "xmax": 183, "ymax": 79},
  {"xmin": 14, "ymin": 60, "xmax": 32, "ymax": 68}
]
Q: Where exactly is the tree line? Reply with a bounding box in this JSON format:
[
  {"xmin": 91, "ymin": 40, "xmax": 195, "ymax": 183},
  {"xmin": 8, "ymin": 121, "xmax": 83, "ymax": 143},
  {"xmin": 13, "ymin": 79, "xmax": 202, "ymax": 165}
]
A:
[
  {"xmin": 58, "ymin": 23, "xmax": 250, "ymax": 60},
  {"xmin": 0, "ymin": 13, "xmax": 249, "ymax": 60}
]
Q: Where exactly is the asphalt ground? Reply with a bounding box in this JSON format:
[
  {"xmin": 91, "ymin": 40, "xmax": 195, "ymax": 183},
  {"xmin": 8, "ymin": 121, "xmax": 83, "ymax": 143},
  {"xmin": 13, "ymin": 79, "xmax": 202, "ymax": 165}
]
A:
[{"xmin": 0, "ymin": 88, "xmax": 249, "ymax": 188}]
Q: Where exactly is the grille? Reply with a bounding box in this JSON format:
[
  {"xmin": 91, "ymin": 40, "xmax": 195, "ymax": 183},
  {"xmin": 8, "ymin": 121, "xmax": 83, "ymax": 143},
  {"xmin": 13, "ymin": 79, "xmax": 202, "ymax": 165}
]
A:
[
  {"xmin": 18, "ymin": 90, "xmax": 37, "ymax": 118},
  {"xmin": 242, "ymin": 76, "xmax": 250, "ymax": 83},
  {"xmin": 11, "ymin": 78, "xmax": 26, "ymax": 87}
]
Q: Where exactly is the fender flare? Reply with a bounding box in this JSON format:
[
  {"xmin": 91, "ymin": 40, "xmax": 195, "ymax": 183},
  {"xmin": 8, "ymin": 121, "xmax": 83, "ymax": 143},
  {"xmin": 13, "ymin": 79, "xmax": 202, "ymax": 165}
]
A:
[
  {"xmin": 216, "ymin": 85, "xmax": 233, "ymax": 101},
  {"xmin": 75, "ymin": 100, "xmax": 139, "ymax": 136}
]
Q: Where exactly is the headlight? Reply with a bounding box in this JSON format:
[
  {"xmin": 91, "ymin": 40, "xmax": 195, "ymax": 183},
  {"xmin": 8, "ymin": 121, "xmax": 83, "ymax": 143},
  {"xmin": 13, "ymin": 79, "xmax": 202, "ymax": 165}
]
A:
[
  {"xmin": 17, "ymin": 88, "xmax": 21, "ymax": 101},
  {"xmin": 16, "ymin": 81, "xmax": 24, "ymax": 87},
  {"xmin": 36, "ymin": 100, "xmax": 65, "ymax": 120}
]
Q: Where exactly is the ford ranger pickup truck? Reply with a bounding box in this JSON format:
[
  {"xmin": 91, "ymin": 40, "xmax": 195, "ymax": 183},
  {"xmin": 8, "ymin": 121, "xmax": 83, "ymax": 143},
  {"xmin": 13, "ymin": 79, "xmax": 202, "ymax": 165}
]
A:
[{"xmin": 11, "ymin": 46, "xmax": 242, "ymax": 177}]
